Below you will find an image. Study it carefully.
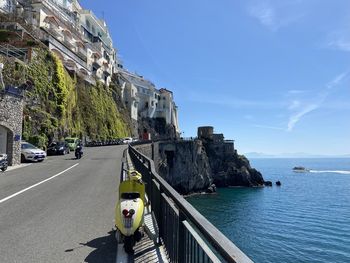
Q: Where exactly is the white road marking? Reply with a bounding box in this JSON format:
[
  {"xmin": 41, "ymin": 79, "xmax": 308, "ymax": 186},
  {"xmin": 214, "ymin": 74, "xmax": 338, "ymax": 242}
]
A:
[{"xmin": 0, "ymin": 163, "xmax": 79, "ymax": 204}]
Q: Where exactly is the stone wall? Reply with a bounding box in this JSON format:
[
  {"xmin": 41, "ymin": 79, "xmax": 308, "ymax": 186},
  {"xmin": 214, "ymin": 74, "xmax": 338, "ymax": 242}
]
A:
[{"xmin": 0, "ymin": 92, "xmax": 24, "ymax": 165}]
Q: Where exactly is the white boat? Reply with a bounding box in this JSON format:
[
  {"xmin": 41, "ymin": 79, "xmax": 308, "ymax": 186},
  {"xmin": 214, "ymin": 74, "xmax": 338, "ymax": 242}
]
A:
[{"xmin": 293, "ymin": 166, "xmax": 310, "ymax": 173}]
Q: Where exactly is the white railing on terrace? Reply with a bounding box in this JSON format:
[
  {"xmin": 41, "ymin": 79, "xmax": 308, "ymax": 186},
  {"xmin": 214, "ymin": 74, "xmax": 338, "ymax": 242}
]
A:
[{"xmin": 33, "ymin": 0, "xmax": 76, "ymax": 25}]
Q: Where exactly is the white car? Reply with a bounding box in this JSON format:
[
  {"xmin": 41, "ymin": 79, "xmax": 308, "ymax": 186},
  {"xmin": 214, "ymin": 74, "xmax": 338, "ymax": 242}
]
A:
[
  {"xmin": 21, "ymin": 142, "xmax": 47, "ymax": 162},
  {"xmin": 122, "ymin": 137, "xmax": 133, "ymax": 144}
]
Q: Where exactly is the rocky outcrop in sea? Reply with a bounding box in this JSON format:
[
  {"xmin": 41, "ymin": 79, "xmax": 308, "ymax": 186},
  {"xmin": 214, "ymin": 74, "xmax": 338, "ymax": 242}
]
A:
[{"xmin": 136, "ymin": 126, "xmax": 264, "ymax": 195}]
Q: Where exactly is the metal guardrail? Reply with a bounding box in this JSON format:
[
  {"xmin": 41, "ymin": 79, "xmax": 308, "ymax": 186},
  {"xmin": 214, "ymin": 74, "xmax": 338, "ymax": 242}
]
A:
[
  {"xmin": 128, "ymin": 145, "xmax": 253, "ymax": 263},
  {"xmin": 0, "ymin": 43, "xmax": 27, "ymax": 62}
]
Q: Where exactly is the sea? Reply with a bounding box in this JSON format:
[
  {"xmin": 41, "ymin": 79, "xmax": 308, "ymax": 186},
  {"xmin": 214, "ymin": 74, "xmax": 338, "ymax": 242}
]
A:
[{"xmin": 187, "ymin": 158, "xmax": 350, "ymax": 263}]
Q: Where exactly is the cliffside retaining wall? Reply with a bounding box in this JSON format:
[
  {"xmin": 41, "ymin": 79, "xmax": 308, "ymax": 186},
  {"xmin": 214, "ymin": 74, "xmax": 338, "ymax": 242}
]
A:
[{"xmin": 0, "ymin": 92, "xmax": 24, "ymax": 165}]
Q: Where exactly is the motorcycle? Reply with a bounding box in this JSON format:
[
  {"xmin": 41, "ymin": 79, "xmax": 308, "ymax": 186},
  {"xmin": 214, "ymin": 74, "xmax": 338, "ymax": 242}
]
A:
[
  {"xmin": 75, "ymin": 145, "xmax": 83, "ymax": 159},
  {"xmin": 115, "ymin": 170, "xmax": 145, "ymax": 253},
  {"xmin": 0, "ymin": 154, "xmax": 8, "ymax": 172}
]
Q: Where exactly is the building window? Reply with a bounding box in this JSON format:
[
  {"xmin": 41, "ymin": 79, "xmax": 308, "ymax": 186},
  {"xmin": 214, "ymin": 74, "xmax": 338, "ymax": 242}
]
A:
[{"xmin": 86, "ymin": 20, "xmax": 90, "ymax": 29}]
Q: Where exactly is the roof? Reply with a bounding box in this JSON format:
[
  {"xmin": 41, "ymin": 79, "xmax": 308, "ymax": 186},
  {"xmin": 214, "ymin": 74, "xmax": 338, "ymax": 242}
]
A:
[
  {"xmin": 119, "ymin": 70, "xmax": 155, "ymax": 89},
  {"xmin": 159, "ymin": 88, "xmax": 173, "ymax": 94}
]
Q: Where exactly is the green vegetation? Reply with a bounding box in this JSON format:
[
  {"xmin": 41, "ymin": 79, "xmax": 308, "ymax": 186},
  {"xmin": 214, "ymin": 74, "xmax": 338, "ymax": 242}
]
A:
[{"xmin": 1, "ymin": 48, "xmax": 131, "ymax": 148}]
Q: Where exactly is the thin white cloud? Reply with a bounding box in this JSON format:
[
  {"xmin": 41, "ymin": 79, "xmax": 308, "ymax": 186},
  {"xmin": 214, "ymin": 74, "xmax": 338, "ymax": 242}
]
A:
[
  {"xmin": 286, "ymin": 71, "xmax": 348, "ymax": 131},
  {"xmin": 248, "ymin": 2, "xmax": 277, "ymax": 30},
  {"xmin": 287, "ymin": 104, "xmax": 318, "ymax": 131},
  {"xmin": 247, "ymin": 0, "xmax": 304, "ymax": 31},
  {"xmin": 287, "ymin": 89, "xmax": 308, "ymax": 95},
  {"xmin": 288, "ymin": 100, "xmax": 301, "ymax": 110},
  {"xmin": 326, "ymin": 72, "xmax": 347, "ymax": 89},
  {"xmin": 327, "ymin": 29, "xmax": 350, "ymax": 52}
]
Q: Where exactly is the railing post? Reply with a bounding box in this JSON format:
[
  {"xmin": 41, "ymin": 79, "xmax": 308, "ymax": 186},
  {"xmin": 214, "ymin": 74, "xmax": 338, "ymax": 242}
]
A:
[
  {"xmin": 159, "ymin": 183, "xmax": 163, "ymax": 233},
  {"xmin": 178, "ymin": 210, "xmax": 186, "ymax": 263},
  {"xmin": 151, "ymin": 142, "xmax": 154, "ymax": 160}
]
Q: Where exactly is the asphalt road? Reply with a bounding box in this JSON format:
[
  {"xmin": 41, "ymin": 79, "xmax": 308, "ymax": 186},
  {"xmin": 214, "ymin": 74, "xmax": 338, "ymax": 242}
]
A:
[{"xmin": 0, "ymin": 145, "xmax": 127, "ymax": 263}]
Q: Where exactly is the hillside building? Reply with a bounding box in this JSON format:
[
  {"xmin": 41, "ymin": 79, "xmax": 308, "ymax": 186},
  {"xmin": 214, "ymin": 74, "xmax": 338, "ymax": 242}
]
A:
[
  {"xmin": 118, "ymin": 69, "xmax": 180, "ymax": 135},
  {"xmin": 0, "ymin": 0, "xmax": 117, "ymax": 86}
]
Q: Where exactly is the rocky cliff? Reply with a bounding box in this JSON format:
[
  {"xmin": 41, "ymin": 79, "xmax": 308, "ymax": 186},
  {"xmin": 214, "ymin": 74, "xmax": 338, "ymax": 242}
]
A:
[
  {"xmin": 157, "ymin": 140, "xmax": 212, "ymax": 194},
  {"xmin": 139, "ymin": 138, "xmax": 264, "ymax": 195},
  {"xmin": 203, "ymin": 140, "xmax": 264, "ymax": 187}
]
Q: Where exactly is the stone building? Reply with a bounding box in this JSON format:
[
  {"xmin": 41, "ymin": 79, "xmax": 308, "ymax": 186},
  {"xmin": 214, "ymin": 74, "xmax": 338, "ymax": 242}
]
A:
[
  {"xmin": 0, "ymin": 89, "xmax": 24, "ymax": 165},
  {"xmin": 1, "ymin": 0, "xmax": 117, "ymax": 86},
  {"xmin": 118, "ymin": 69, "xmax": 180, "ymax": 137},
  {"xmin": 197, "ymin": 126, "xmax": 214, "ymax": 140}
]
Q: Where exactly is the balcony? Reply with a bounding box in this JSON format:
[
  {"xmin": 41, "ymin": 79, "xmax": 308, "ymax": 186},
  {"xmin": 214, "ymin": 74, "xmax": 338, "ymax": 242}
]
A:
[
  {"xmin": 92, "ymin": 58, "xmax": 101, "ymax": 69},
  {"xmin": 63, "ymin": 39, "xmax": 76, "ymax": 52},
  {"xmin": 103, "ymin": 70, "xmax": 111, "ymax": 77},
  {"xmin": 92, "ymin": 41, "xmax": 102, "ymax": 51},
  {"xmin": 43, "ymin": 16, "xmax": 62, "ymax": 39},
  {"xmin": 33, "ymin": 0, "xmax": 77, "ymax": 26},
  {"xmin": 77, "ymin": 47, "xmax": 87, "ymax": 60},
  {"xmin": 46, "ymin": 25, "xmax": 62, "ymax": 39},
  {"xmin": 45, "ymin": 34, "xmax": 88, "ymax": 68}
]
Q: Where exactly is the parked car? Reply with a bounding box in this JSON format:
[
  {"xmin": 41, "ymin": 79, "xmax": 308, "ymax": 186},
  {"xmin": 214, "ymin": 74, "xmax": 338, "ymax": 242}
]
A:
[
  {"xmin": 47, "ymin": 141, "xmax": 70, "ymax": 155},
  {"xmin": 122, "ymin": 137, "xmax": 133, "ymax": 144},
  {"xmin": 21, "ymin": 142, "xmax": 46, "ymax": 162},
  {"xmin": 65, "ymin": 137, "xmax": 80, "ymax": 151}
]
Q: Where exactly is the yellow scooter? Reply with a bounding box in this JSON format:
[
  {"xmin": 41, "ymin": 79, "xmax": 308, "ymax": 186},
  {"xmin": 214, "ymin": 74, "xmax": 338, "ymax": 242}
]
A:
[{"xmin": 115, "ymin": 170, "xmax": 146, "ymax": 253}]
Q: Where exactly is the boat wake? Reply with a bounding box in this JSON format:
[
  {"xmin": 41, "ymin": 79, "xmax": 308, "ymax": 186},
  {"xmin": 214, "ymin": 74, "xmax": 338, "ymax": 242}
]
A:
[{"xmin": 309, "ymin": 170, "xmax": 350, "ymax": 175}]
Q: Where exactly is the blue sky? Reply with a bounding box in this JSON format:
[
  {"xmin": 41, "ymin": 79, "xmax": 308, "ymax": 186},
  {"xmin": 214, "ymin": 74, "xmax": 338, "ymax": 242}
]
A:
[{"xmin": 81, "ymin": 0, "xmax": 350, "ymax": 155}]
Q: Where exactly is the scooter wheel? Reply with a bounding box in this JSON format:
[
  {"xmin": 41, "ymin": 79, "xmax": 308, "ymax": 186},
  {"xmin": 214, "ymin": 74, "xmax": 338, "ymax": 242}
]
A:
[
  {"xmin": 134, "ymin": 229, "xmax": 142, "ymax": 242},
  {"xmin": 124, "ymin": 236, "xmax": 134, "ymax": 254}
]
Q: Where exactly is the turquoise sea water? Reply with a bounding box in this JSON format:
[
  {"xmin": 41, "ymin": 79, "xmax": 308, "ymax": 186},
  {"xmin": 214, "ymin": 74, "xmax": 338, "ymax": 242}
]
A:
[{"xmin": 187, "ymin": 158, "xmax": 350, "ymax": 263}]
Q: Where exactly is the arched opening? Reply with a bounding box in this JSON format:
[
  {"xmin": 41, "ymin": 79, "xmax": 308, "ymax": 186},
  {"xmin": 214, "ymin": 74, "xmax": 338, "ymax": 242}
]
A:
[
  {"xmin": 0, "ymin": 125, "xmax": 14, "ymax": 165},
  {"xmin": 64, "ymin": 59, "xmax": 77, "ymax": 72},
  {"xmin": 50, "ymin": 48, "xmax": 65, "ymax": 61},
  {"xmin": 79, "ymin": 68, "xmax": 88, "ymax": 76}
]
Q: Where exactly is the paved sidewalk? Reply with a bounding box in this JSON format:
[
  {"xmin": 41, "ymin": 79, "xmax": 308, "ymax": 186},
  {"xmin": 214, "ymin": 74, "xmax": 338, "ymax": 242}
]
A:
[
  {"xmin": 3, "ymin": 163, "xmax": 32, "ymax": 172},
  {"xmin": 115, "ymin": 151, "xmax": 168, "ymax": 262}
]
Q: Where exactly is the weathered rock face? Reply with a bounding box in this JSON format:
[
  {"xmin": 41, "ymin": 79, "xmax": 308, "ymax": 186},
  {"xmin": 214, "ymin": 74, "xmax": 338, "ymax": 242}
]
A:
[
  {"xmin": 204, "ymin": 142, "xmax": 264, "ymax": 187},
  {"xmin": 157, "ymin": 141, "xmax": 212, "ymax": 194},
  {"xmin": 135, "ymin": 139, "xmax": 264, "ymax": 195}
]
